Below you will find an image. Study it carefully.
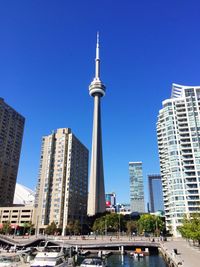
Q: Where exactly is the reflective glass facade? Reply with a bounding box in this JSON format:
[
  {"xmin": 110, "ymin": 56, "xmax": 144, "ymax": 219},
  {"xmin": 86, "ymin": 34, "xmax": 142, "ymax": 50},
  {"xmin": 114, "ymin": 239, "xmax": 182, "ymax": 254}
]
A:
[
  {"xmin": 148, "ymin": 174, "xmax": 164, "ymax": 212},
  {"xmin": 129, "ymin": 162, "xmax": 145, "ymax": 213}
]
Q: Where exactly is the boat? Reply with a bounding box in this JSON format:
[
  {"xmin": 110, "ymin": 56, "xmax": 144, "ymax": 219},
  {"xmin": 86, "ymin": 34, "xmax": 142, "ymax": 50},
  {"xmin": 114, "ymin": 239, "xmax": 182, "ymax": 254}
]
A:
[
  {"xmin": 0, "ymin": 254, "xmax": 28, "ymax": 267},
  {"xmin": 101, "ymin": 251, "xmax": 112, "ymax": 258},
  {"xmin": 30, "ymin": 251, "xmax": 68, "ymax": 267},
  {"xmin": 79, "ymin": 250, "xmax": 90, "ymax": 256},
  {"xmin": 130, "ymin": 248, "xmax": 145, "ymax": 259},
  {"xmin": 80, "ymin": 257, "xmax": 106, "ymax": 267}
]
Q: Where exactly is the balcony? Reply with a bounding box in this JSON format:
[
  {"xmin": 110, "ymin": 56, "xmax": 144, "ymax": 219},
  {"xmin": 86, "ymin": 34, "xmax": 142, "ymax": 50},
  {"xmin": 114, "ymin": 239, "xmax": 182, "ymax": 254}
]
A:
[
  {"xmin": 182, "ymin": 155, "xmax": 193, "ymax": 159},
  {"xmin": 185, "ymin": 171, "xmax": 196, "ymax": 176},
  {"xmin": 184, "ymin": 166, "xmax": 195, "ymax": 171},
  {"xmin": 186, "ymin": 179, "xmax": 197, "ymax": 184},
  {"xmin": 178, "ymin": 123, "xmax": 188, "ymax": 128},
  {"xmin": 187, "ymin": 190, "xmax": 199, "ymax": 195},
  {"xmin": 183, "ymin": 160, "xmax": 194, "ymax": 165},
  {"xmin": 182, "ymin": 149, "xmax": 192, "ymax": 154}
]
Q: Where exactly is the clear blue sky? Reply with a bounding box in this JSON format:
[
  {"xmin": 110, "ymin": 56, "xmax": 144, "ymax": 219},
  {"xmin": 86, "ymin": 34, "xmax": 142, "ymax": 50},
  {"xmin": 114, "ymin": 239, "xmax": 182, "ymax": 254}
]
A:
[{"xmin": 1, "ymin": 0, "xmax": 200, "ymax": 206}]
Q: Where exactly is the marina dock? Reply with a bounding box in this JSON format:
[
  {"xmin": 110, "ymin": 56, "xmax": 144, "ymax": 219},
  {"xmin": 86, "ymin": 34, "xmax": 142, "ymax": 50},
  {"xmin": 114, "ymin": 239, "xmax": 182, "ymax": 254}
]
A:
[{"xmin": 0, "ymin": 235, "xmax": 199, "ymax": 266}]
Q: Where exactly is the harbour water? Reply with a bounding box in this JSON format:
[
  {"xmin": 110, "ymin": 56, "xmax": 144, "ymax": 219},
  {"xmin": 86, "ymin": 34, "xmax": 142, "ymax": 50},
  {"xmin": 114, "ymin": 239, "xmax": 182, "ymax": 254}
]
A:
[{"xmin": 105, "ymin": 254, "xmax": 167, "ymax": 267}]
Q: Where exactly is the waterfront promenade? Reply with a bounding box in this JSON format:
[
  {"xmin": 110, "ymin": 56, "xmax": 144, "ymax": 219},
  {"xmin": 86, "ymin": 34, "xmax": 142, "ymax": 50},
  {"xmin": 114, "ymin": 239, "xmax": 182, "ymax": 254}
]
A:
[
  {"xmin": 160, "ymin": 237, "xmax": 200, "ymax": 267},
  {"xmin": 0, "ymin": 235, "xmax": 200, "ymax": 266},
  {"xmin": 55, "ymin": 235, "xmax": 200, "ymax": 266}
]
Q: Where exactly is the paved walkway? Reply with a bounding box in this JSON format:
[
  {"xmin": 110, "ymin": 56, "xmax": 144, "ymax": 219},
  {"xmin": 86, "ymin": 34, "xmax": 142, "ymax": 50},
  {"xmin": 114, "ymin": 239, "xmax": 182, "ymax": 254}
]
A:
[{"xmin": 160, "ymin": 238, "xmax": 200, "ymax": 267}]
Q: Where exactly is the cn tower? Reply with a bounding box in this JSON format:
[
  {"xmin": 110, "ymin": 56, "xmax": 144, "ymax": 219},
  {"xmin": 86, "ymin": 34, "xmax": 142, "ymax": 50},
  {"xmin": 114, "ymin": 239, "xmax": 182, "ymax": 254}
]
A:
[{"xmin": 87, "ymin": 33, "xmax": 106, "ymax": 216}]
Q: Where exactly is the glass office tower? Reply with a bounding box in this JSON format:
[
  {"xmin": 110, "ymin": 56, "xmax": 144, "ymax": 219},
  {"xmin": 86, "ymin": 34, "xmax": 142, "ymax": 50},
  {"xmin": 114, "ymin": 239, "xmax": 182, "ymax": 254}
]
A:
[
  {"xmin": 129, "ymin": 162, "xmax": 145, "ymax": 213},
  {"xmin": 148, "ymin": 174, "xmax": 164, "ymax": 212}
]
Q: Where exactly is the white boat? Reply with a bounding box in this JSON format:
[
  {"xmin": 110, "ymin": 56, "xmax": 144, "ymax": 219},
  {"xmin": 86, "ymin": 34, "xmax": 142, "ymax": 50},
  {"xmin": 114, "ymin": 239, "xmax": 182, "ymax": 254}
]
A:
[
  {"xmin": 0, "ymin": 254, "xmax": 27, "ymax": 267},
  {"xmin": 102, "ymin": 251, "xmax": 112, "ymax": 257},
  {"xmin": 79, "ymin": 250, "xmax": 90, "ymax": 256},
  {"xmin": 30, "ymin": 251, "xmax": 68, "ymax": 267},
  {"xmin": 80, "ymin": 257, "xmax": 106, "ymax": 267}
]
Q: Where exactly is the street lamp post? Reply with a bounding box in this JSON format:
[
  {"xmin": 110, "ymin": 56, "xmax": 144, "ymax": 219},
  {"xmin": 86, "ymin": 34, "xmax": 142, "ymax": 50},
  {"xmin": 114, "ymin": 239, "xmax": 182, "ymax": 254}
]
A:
[{"xmin": 36, "ymin": 215, "xmax": 39, "ymax": 238}]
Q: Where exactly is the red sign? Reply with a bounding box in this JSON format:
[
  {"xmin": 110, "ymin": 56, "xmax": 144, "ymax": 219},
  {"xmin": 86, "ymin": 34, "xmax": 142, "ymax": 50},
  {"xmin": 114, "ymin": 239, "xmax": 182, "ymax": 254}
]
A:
[{"xmin": 106, "ymin": 201, "xmax": 111, "ymax": 206}]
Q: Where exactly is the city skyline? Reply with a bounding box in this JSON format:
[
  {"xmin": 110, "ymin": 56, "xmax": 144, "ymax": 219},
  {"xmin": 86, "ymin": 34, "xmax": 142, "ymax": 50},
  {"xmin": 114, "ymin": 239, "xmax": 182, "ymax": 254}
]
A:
[{"xmin": 1, "ymin": 1, "xmax": 200, "ymax": 204}]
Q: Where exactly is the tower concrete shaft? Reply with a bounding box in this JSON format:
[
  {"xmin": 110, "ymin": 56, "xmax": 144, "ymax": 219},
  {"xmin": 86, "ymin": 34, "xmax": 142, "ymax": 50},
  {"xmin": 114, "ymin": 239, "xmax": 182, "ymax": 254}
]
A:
[{"xmin": 87, "ymin": 33, "xmax": 106, "ymax": 216}]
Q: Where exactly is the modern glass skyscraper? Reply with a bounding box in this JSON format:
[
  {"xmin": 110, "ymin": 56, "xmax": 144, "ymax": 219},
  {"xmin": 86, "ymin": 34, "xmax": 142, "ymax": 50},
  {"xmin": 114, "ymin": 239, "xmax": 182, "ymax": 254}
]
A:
[
  {"xmin": 35, "ymin": 128, "xmax": 88, "ymax": 235},
  {"xmin": 129, "ymin": 162, "xmax": 145, "ymax": 213},
  {"xmin": 157, "ymin": 84, "xmax": 200, "ymax": 236},
  {"xmin": 0, "ymin": 98, "xmax": 25, "ymax": 206},
  {"xmin": 148, "ymin": 174, "xmax": 164, "ymax": 212}
]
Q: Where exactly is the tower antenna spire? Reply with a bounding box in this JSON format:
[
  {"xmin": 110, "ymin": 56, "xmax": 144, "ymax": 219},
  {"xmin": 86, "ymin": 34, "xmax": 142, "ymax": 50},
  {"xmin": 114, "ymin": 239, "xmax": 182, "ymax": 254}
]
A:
[{"xmin": 95, "ymin": 31, "xmax": 100, "ymax": 79}]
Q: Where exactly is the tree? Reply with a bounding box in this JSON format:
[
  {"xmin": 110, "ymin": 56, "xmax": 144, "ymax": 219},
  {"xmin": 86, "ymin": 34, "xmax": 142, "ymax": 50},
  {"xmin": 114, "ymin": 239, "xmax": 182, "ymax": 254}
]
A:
[
  {"xmin": 92, "ymin": 213, "xmax": 125, "ymax": 234},
  {"xmin": 22, "ymin": 222, "xmax": 34, "ymax": 235},
  {"xmin": 178, "ymin": 213, "xmax": 200, "ymax": 245},
  {"xmin": 45, "ymin": 221, "xmax": 57, "ymax": 235},
  {"xmin": 138, "ymin": 214, "xmax": 164, "ymax": 236},
  {"xmin": 66, "ymin": 221, "xmax": 74, "ymax": 235},
  {"xmin": 126, "ymin": 220, "xmax": 138, "ymax": 235},
  {"xmin": 1, "ymin": 221, "xmax": 11, "ymax": 235},
  {"xmin": 28, "ymin": 222, "xmax": 35, "ymax": 235},
  {"xmin": 73, "ymin": 220, "xmax": 81, "ymax": 235},
  {"xmin": 154, "ymin": 216, "xmax": 164, "ymax": 236},
  {"xmin": 92, "ymin": 218, "xmax": 104, "ymax": 234},
  {"xmin": 22, "ymin": 221, "xmax": 34, "ymax": 235}
]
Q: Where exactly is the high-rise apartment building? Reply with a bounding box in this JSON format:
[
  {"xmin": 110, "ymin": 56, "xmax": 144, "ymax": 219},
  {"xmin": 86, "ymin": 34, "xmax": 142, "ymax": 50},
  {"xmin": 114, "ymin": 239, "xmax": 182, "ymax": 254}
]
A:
[
  {"xmin": 129, "ymin": 162, "xmax": 145, "ymax": 213},
  {"xmin": 35, "ymin": 128, "xmax": 88, "ymax": 235},
  {"xmin": 148, "ymin": 174, "xmax": 164, "ymax": 213},
  {"xmin": 0, "ymin": 98, "xmax": 25, "ymax": 206},
  {"xmin": 157, "ymin": 84, "xmax": 200, "ymax": 236}
]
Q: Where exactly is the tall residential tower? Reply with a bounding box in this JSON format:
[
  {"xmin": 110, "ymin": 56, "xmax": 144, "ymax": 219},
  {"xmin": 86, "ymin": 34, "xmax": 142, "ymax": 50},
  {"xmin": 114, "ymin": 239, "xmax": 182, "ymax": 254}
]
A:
[
  {"xmin": 87, "ymin": 34, "xmax": 106, "ymax": 216},
  {"xmin": 129, "ymin": 162, "xmax": 145, "ymax": 213},
  {"xmin": 157, "ymin": 84, "xmax": 200, "ymax": 236},
  {"xmin": 35, "ymin": 128, "xmax": 88, "ymax": 235},
  {"xmin": 0, "ymin": 98, "xmax": 25, "ymax": 206}
]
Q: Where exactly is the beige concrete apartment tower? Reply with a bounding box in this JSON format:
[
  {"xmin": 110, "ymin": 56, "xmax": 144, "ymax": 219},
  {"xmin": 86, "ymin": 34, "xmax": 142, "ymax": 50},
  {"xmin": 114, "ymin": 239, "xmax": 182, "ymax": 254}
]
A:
[
  {"xmin": 87, "ymin": 34, "xmax": 106, "ymax": 216},
  {"xmin": 0, "ymin": 98, "xmax": 25, "ymax": 206},
  {"xmin": 34, "ymin": 128, "xmax": 88, "ymax": 235}
]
